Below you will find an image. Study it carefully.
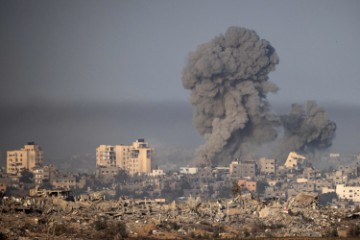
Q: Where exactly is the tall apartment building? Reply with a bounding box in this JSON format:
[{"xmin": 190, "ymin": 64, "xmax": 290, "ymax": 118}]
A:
[
  {"xmin": 96, "ymin": 145, "xmax": 116, "ymax": 167},
  {"xmin": 6, "ymin": 142, "xmax": 44, "ymax": 175},
  {"xmin": 96, "ymin": 139, "xmax": 152, "ymax": 175}
]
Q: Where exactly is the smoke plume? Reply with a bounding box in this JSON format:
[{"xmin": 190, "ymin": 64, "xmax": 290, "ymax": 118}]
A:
[
  {"xmin": 182, "ymin": 26, "xmax": 336, "ymax": 166},
  {"xmin": 182, "ymin": 26, "xmax": 280, "ymax": 166},
  {"xmin": 279, "ymin": 101, "xmax": 336, "ymax": 154}
]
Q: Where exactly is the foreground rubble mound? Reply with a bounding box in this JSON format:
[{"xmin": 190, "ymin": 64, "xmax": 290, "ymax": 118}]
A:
[{"xmin": 1, "ymin": 192, "xmax": 360, "ymax": 239}]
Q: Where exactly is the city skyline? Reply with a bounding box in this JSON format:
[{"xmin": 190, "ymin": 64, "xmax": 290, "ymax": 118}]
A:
[{"xmin": 1, "ymin": 1, "xmax": 360, "ymax": 166}]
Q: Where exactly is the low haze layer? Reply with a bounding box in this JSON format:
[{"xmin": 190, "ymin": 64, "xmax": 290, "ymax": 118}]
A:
[
  {"xmin": 0, "ymin": 1, "xmax": 359, "ymax": 169},
  {"xmin": 0, "ymin": 101, "xmax": 358, "ymax": 170}
]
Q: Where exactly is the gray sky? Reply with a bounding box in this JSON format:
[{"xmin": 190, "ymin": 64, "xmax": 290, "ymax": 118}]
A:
[
  {"xmin": 1, "ymin": 0, "xmax": 360, "ymax": 167},
  {"xmin": 1, "ymin": 0, "xmax": 360, "ymax": 106}
]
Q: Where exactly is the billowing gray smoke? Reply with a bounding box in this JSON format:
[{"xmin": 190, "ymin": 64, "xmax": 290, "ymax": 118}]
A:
[
  {"xmin": 182, "ymin": 26, "xmax": 280, "ymax": 166},
  {"xmin": 182, "ymin": 26, "xmax": 336, "ymax": 166},
  {"xmin": 279, "ymin": 101, "xmax": 337, "ymax": 154}
]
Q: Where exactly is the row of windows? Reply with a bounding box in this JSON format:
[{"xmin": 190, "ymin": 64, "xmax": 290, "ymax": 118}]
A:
[
  {"xmin": 8, "ymin": 153, "xmax": 23, "ymax": 157},
  {"xmin": 262, "ymin": 167, "xmax": 275, "ymax": 170},
  {"xmin": 52, "ymin": 180, "xmax": 75, "ymax": 183},
  {"xmin": 341, "ymin": 195, "xmax": 360, "ymax": 199},
  {"xmin": 101, "ymin": 171, "xmax": 117, "ymax": 174},
  {"xmin": 343, "ymin": 189, "xmax": 360, "ymax": 193}
]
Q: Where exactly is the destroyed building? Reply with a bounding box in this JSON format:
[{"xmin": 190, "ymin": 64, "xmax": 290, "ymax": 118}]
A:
[
  {"xmin": 6, "ymin": 142, "xmax": 44, "ymax": 176},
  {"xmin": 96, "ymin": 139, "xmax": 153, "ymax": 176},
  {"xmin": 229, "ymin": 160, "xmax": 257, "ymax": 178},
  {"xmin": 283, "ymin": 152, "xmax": 306, "ymax": 169}
]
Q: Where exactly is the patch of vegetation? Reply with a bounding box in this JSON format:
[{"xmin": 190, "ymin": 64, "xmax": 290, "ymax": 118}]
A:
[
  {"xmin": 348, "ymin": 224, "xmax": 360, "ymax": 237},
  {"xmin": 53, "ymin": 223, "xmax": 74, "ymax": 236},
  {"xmin": 94, "ymin": 220, "xmax": 127, "ymax": 238},
  {"xmin": 159, "ymin": 221, "xmax": 180, "ymax": 231},
  {"xmin": 110, "ymin": 222, "xmax": 128, "ymax": 238},
  {"xmin": 94, "ymin": 220, "xmax": 108, "ymax": 231},
  {"xmin": 270, "ymin": 223, "xmax": 286, "ymax": 229},
  {"xmin": 212, "ymin": 225, "xmax": 224, "ymax": 238},
  {"xmin": 326, "ymin": 226, "xmax": 338, "ymax": 237},
  {"xmin": 243, "ymin": 229, "xmax": 250, "ymax": 238}
]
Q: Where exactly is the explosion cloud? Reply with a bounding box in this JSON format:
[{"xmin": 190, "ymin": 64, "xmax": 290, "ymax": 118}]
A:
[
  {"xmin": 182, "ymin": 26, "xmax": 336, "ymax": 166},
  {"xmin": 182, "ymin": 26, "xmax": 280, "ymax": 166},
  {"xmin": 279, "ymin": 101, "xmax": 337, "ymax": 154}
]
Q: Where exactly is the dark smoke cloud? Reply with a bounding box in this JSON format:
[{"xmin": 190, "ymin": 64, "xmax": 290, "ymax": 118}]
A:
[
  {"xmin": 279, "ymin": 101, "xmax": 337, "ymax": 154},
  {"xmin": 182, "ymin": 26, "xmax": 336, "ymax": 166},
  {"xmin": 182, "ymin": 26, "xmax": 280, "ymax": 166}
]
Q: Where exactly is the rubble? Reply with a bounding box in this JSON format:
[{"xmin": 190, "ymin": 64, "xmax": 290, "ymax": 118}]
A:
[{"xmin": 1, "ymin": 191, "xmax": 359, "ymax": 239}]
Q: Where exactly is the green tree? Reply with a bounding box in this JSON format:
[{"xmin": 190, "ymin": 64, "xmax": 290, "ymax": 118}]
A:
[
  {"xmin": 114, "ymin": 169, "xmax": 129, "ymax": 184},
  {"xmin": 231, "ymin": 180, "xmax": 241, "ymax": 197},
  {"xmin": 19, "ymin": 169, "xmax": 34, "ymax": 184},
  {"xmin": 39, "ymin": 180, "xmax": 53, "ymax": 189}
]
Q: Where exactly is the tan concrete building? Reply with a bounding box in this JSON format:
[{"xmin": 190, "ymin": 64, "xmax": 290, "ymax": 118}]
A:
[
  {"xmin": 180, "ymin": 167, "xmax": 198, "ymax": 175},
  {"xmin": 284, "ymin": 152, "xmax": 306, "ymax": 169},
  {"xmin": 32, "ymin": 165, "xmax": 55, "ymax": 185},
  {"xmin": 237, "ymin": 179, "xmax": 258, "ymax": 192},
  {"xmin": 96, "ymin": 166, "xmax": 120, "ymax": 181},
  {"xmin": 336, "ymin": 184, "xmax": 360, "ymax": 202},
  {"xmin": 96, "ymin": 145, "xmax": 116, "ymax": 167},
  {"xmin": 259, "ymin": 157, "xmax": 275, "ymax": 175},
  {"xmin": 229, "ymin": 161, "xmax": 239, "ymax": 174},
  {"xmin": 96, "ymin": 139, "xmax": 152, "ymax": 175},
  {"xmin": 148, "ymin": 169, "xmax": 165, "ymax": 177},
  {"xmin": 230, "ymin": 160, "xmax": 256, "ymax": 178},
  {"xmin": 51, "ymin": 173, "xmax": 77, "ymax": 190},
  {"xmin": 6, "ymin": 142, "xmax": 44, "ymax": 175}
]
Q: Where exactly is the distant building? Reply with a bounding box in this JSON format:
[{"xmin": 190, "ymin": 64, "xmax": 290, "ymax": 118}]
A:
[
  {"xmin": 302, "ymin": 167, "xmax": 321, "ymax": 180},
  {"xmin": 296, "ymin": 177, "xmax": 308, "ymax": 183},
  {"xmin": 330, "ymin": 153, "xmax": 340, "ymax": 158},
  {"xmin": 237, "ymin": 179, "xmax": 258, "ymax": 192},
  {"xmin": 96, "ymin": 166, "xmax": 120, "ymax": 179},
  {"xmin": 312, "ymin": 179, "xmax": 334, "ymax": 193},
  {"xmin": 96, "ymin": 139, "xmax": 152, "ymax": 175},
  {"xmin": 259, "ymin": 158, "xmax": 275, "ymax": 175},
  {"xmin": 51, "ymin": 173, "xmax": 77, "ymax": 190},
  {"xmin": 6, "ymin": 142, "xmax": 44, "ymax": 175},
  {"xmin": 230, "ymin": 160, "xmax": 256, "ymax": 178},
  {"xmin": 337, "ymin": 164, "xmax": 358, "ymax": 177},
  {"xmin": 32, "ymin": 165, "xmax": 55, "ymax": 185},
  {"xmin": 229, "ymin": 161, "xmax": 238, "ymax": 174},
  {"xmin": 291, "ymin": 182, "xmax": 316, "ymax": 193},
  {"xmin": 148, "ymin": 169, "xmax": 166, "ymax": 177},
  {"xmin": 284, "ymin": 152, "xmax": 306, "ymax": 169},
  {"xmin": 336, "ymin": 184, "xmax": 360, "ymax": 202},
  {"xmin": 321, "ymin": 187, "xmax": 335, "ymax": 194},
  {"xmin": 330, "ymin": 170, "xmax": 348, "ymax": 185},
  {"xmin": 96, "ymin": 145, "xmax": 116, "ymax": 168},
  {"xmin": 264, "ymin": 186, "xmax": 286, "ymax": 200},
  {"xmin": 180, "ymin": 167, "xmax": 198, "ymax": 175}
]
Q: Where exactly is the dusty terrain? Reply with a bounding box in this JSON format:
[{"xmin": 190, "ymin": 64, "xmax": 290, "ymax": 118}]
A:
[{"xmin": 1, "ymin": 192, "xmax": 360, "ymax": 239}]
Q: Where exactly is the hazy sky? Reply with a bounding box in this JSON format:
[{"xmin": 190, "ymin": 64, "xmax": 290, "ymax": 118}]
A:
[
  {"xmin": 1, "ymin": 0, "xmax": 360, "ymax": 106},
  {"xmin": 1, "ymin": 0, "xmax": 360, "ymax": 167}
]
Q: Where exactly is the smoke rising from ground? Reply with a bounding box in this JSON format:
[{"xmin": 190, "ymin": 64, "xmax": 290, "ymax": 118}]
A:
[
  {"xmin": 182, "ymin": 26, "xmax": 280, "ymax": 165},
  {"xmin": 182, "ymin": 26, "xmax": 336, "ymax": 166},
  {"xmin": 279, "ymin": 101, "xmax": 337, "ymax": 155}
]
